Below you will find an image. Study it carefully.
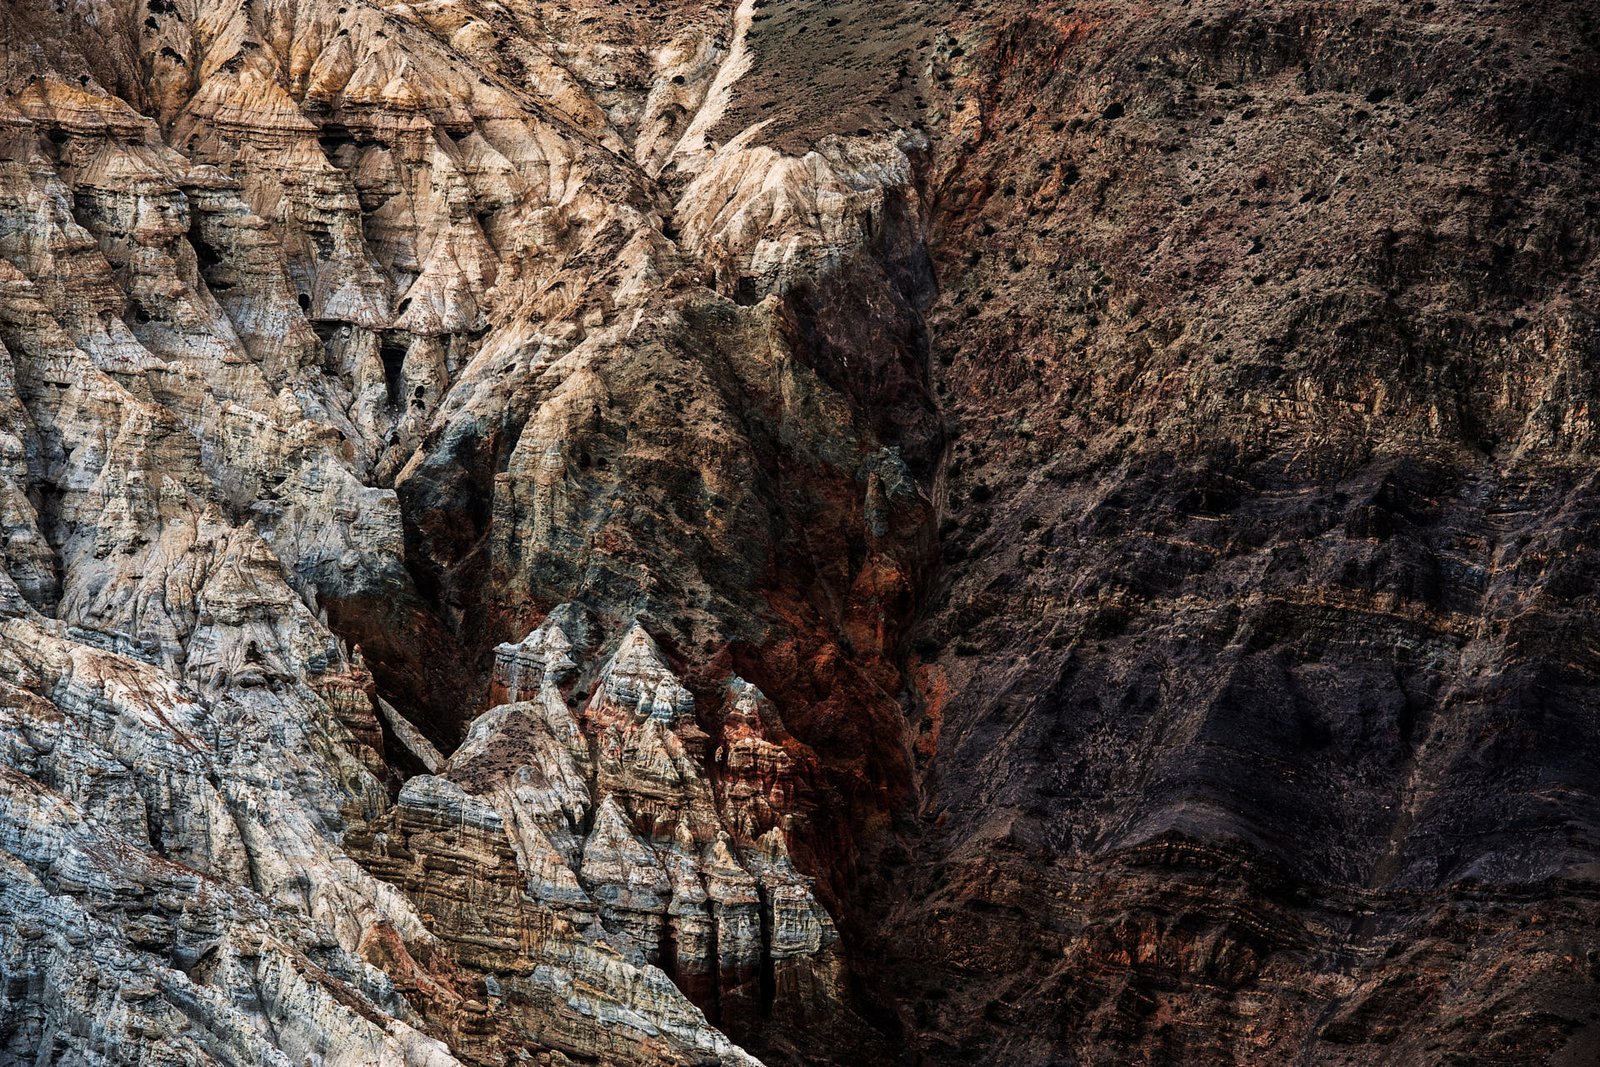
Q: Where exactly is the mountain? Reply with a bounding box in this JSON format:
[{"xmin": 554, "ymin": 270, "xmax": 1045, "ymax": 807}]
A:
[{"xmin": 0, "ymin": 1, "xmax": 1597, "ymax": 1064}]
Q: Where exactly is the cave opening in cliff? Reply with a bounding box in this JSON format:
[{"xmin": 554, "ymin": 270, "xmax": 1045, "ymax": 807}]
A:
[
  {"xmin": 379, "ymin": 334, "xmax": 408, "ymax": 408},
  {"xmin": 187, "ymin": 215, "xmax": 232, "ymax": 291}
]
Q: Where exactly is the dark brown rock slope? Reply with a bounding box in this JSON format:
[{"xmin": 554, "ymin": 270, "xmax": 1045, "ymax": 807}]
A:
[
  {"xmin": 1, "ymin": 0, "xmax": 1599, "ymax": 1065},
  {"xmin": 869, "ymin": 2, "xmax": 1600, "ymax": 1064}
]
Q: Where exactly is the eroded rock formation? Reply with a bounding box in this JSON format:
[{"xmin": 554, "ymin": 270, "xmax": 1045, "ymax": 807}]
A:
[
  {"xmin": 0, "ymin": 0, "xmax": 922, "ymax": 1061},
  {"xmin": 1, "ymin": 0, "xmax": 1599, "ymax": 1065}
]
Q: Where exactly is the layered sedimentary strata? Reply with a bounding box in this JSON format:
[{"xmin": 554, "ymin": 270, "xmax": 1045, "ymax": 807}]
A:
[
  {"xmin": 3, "ymin": 0, "xmax": 1600, "ymax": 1065},
  {"xmin": 0, "ymin": 0, "xmax": 921, "ymax": 1062},
  {"xmin": 871, "ymin": 3, "xmax": 1600, "ymax": 1065},
  {"xmin": 399, "ymin": 616, "xmax": 844, "ymax": 1034}
]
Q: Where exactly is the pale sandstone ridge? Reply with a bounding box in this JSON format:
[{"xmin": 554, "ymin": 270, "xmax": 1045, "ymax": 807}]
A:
[
  {"xmin": 0, "ymin": 0, "xmax": 921, "ymax": 1062},
  {"xmin": 24, "ymin": 0, "xmax": 1596, "ymax": 1064},
  {"xmin": 481, "ymin": 614, "xmax": 842, "ymax": 1024}
]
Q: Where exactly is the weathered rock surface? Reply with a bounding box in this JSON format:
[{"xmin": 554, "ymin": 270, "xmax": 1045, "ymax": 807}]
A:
[
  {"xmin": 0, "ymin": 0, "xmax": 923, "ymax": 1061},
  {"xmin": 2, "ymin": 0, "xmax": 1600, "ymax": 1065},
  {"xmin": 375, "ymin": 613, "xmax": 846, "ymax": 1044},
  {"xmin": 871, "ymin": 3, "xmax": 1600, "ymax": 1065},
  {"xmin": 0, "ymin": 0, "xmax": 892, "ymax": 1061}
]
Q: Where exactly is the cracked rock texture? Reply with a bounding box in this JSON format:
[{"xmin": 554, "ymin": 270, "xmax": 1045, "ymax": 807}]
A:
[{"xmin": 1, "ymin": 0, "xmax": 1599, "ymax": 1065}]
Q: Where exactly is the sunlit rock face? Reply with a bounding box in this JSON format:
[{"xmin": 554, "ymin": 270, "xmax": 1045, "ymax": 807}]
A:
[
  {"xmin": 0, "ymin": 0, "xmax": 924, "ymax": 1062},
  {"xmin": 3, "ymin": 0, "xmax": 1600, "ymax": 1064},
  {"xmin": 414, "ymin": 616, "xmax": 842, "ymax": 1037}
]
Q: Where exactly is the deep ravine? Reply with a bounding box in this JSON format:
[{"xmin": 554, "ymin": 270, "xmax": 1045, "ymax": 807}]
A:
[{"xmin": 3, "ymin": 2, "xmax": 1600, "ymax": 1067}]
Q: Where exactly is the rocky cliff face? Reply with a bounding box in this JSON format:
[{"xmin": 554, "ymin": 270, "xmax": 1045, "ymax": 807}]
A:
[
  {"xmin": 882, "ymin": 3, "xmax": 1600, "ymax": 1065},
  {"xmin": 1, "ymin": 0, "xmax": 1598, "ymax": 1065}
]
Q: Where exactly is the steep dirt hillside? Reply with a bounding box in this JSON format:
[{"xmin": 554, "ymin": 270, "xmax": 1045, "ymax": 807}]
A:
[{"xmin": 0, "ymin": 1, "xmax": 1597, "ymax": 1065}]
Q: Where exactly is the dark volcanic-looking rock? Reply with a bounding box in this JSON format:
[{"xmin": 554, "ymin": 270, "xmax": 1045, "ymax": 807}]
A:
[
  {"xmin": 0, "ymin": 0, "xmax": 1598, "ymax": 1065},
  {"xmin": 878, "ymin": 3, "xmax": 1600, "ymax": 1065}
]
